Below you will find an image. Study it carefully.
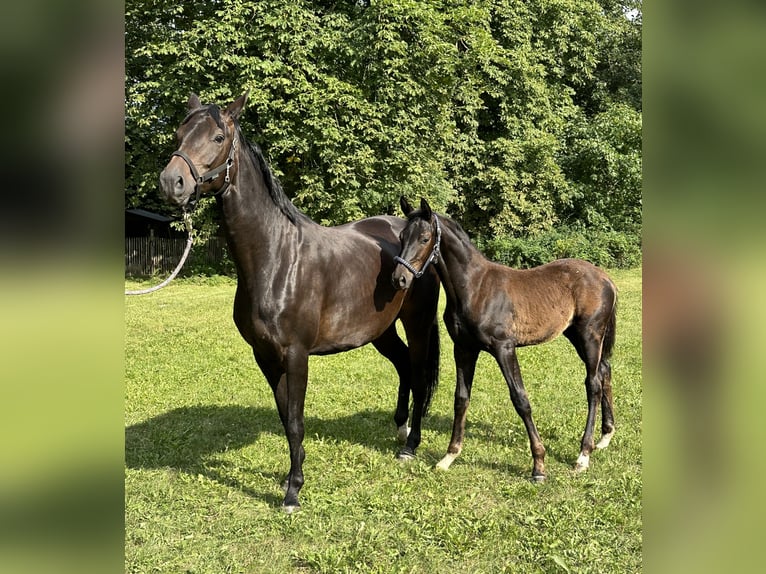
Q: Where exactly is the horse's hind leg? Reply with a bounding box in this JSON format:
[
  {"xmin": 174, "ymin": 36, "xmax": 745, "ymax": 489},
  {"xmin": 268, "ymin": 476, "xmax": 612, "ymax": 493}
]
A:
[
  {"xmin": 436, "ymin": 344, "xmax": 479, "ymax": 471},
  {"xmin": 596, "ymin": 359, "xmax": 615, "ymax": 449},
  {"xmin": 565, "ymin": 327, "xmax": 604, "ymax": 472},
  {"xmin": 495, "ymin": 344, "xmax": 546, "ymax": 482},
  {"xmin": 372, "ymin": 325, "xmax": 412, "ymax": 443}
]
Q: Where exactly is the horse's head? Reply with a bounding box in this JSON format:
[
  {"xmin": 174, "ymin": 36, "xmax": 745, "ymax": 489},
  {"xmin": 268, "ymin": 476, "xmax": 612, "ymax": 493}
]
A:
[
  {"xmin": 392, "ymin": 196, "xmax": 441, "ymax": 290},
  {"xmin": 159, "ymin": 92, "xmax": 247, "ymax": 209}
]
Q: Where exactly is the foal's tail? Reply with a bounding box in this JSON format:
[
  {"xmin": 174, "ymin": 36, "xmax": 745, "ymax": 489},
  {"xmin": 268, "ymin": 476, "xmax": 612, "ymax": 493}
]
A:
[
  {"xmin": 421, "ymin": 319, "xmax": 440, "ymax": 416},
  {"xmin": 601, "ymin": 288, "xmax": 618, "ymax": 364}
]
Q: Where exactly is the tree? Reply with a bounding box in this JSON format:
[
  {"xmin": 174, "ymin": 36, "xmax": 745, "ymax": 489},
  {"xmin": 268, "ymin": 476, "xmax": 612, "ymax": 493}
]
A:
[{"xmin": 126, "ymin": 0, "xmax": 641, "ymax": 255}]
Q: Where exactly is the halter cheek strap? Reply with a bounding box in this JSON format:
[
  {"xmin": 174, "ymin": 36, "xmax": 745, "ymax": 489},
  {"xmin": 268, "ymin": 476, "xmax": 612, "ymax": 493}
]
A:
[
  {"xmin": 171, "ymin": 137, "xmax": 237, "ymax": 210},
  {"xmin": 393, "ymin": 215, "xmax": 442, "ymax": 279}
]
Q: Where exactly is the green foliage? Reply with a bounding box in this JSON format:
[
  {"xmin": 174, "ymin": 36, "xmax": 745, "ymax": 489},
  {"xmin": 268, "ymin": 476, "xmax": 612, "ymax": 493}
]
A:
[
  {"xmin": 561, "ymin": 103, "xmax": 642, "ymax": 236},
  {"xmin": 125, "ymin": 268, "xmax": 642, "ymax": 573},
  {"xmin": 126, "ymin": 0, "xmax": 641, "ymax": 248},
  {"xmin": 477, "ymin": 226, "xmax": 641, "ymax": 269}
]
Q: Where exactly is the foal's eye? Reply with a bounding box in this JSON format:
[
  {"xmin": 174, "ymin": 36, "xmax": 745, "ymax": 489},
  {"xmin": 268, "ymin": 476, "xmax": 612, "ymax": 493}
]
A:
[{"xmin": 214, "ymin": 134, "xmax": 225, "ymax": 143}]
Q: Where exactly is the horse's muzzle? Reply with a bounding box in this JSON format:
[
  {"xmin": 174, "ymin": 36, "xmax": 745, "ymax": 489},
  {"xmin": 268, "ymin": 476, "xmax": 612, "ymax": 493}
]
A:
[
  {"xmin": 159, "ymin": 158, "xmax": 195, "ymax": 207},
  {"xmin": 391, "ymin": 268, "xmax": 412, "ymax": 290}
]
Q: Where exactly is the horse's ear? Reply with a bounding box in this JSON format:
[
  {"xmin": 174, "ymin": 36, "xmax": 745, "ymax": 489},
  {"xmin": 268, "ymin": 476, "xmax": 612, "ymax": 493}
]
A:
[
  {"xmin": 400, "ymin": 196, "xmax": 415, "ymax": 216},
  {"xmin": 225, "ymin": 92, "xmax": 249, "ymax": 120},
  {"xmin": 419, "ymin": 197, "xmax": 433, "ymax": 219},
  {"xmin": 187, "ymin": 93, "xmax": 202, "ymax": 111}
]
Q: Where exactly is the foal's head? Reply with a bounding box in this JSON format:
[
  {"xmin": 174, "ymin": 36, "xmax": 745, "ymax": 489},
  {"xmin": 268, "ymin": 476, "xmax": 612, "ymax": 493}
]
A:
[
  {"xmin": 159, "ymin": 92, "xmax": 247, "ymax": 209},
  {"xmin": 392, "ymin": 197, "xmax": 440, "ymax": 290}
]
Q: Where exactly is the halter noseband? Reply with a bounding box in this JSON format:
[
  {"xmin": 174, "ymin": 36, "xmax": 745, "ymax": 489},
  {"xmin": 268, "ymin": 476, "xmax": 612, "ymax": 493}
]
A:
[
  {"xmin": 393, "ymin": 215, "xmax": 442, "ymax": 279},
  {"xmin": 171, "ymin": 136, "xmax": 237, "ymax": 210}
]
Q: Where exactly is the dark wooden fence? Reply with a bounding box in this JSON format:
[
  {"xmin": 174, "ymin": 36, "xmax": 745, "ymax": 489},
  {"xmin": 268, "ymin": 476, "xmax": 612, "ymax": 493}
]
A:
[{"xmin": 125, "ymin": 236, "xmax": 228, "ymax": 276}]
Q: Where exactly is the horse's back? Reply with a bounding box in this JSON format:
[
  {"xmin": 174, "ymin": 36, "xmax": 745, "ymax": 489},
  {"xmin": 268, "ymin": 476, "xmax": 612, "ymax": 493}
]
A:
[
  {"xmin": 475, "ymin": 258, "xmax": 614, "ymax": 346},
  {"xmin": 534, "ymin": 258, "xmax": 616, "ymax": 317},
  {"xmin": 335, "ymin": 215, "xmax": 404, "ymax": 252},
  {"xmin": 535, "ymin": 258, "xmax": 612, "ymax": 284}
]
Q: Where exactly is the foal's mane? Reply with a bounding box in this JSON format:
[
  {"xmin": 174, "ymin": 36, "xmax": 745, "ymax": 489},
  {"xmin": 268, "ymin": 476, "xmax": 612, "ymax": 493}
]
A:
[{"xmin": 408, "ymin": 208, "xmax": 483, "ymax": 258}]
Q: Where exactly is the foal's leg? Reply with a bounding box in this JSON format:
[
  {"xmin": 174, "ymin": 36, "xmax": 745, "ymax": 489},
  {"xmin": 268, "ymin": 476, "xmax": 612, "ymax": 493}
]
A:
[
  {"xmin": 436, "ymin": 344, "xmax": 479, "ymax": 470},
  {"xmin": 372, "ymin": 325, "xmax": 412, "ymax": 444},
  {"xmin": 596, "ymin": 359, "xmax": 615, "ymax": 449},
  {"xmin": 565, "ymin": 328, "xmax": 604, "ymax": 473},
  {"xmin": 495, "ymin": 345, "xmax": 546, "ymax": 482}
]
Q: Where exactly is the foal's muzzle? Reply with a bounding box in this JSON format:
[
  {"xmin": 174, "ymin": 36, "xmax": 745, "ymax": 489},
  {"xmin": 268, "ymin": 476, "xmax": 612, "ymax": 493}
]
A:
[{"xmin": 392, "ymin": 269, "xmax": 412, "ymax": 290}]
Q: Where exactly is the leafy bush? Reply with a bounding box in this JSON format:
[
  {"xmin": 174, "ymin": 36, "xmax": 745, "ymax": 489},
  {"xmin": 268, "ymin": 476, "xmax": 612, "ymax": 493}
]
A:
[{"xmin": 477, "ymin": 226, "xmax": 641, "ymax": 269}]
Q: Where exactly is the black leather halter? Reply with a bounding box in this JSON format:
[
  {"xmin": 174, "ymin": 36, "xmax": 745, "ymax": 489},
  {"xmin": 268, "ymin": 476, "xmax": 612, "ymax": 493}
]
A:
[
  {"xmin": 171, "ymin": 137, "xmax": 237, "ymax": 210},
  {"xmin": 393, "ymin": 215, "xmax": 442, "ymax": 278}
]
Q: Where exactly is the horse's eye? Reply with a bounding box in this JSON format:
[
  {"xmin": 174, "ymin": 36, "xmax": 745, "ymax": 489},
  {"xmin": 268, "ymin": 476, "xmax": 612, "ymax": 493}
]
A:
[
  {"xmin": 420, "ymin": 236, "xmax": 431, "ymax": 245},
  {"xmin": 214, "ymin": 134, "xmax": 225, "ymax": 144}
]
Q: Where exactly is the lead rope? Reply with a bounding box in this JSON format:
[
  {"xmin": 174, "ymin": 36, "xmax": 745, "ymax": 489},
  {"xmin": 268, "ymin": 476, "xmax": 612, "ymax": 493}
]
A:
[{"xmin": 125, "ymin": 212, "xmax": 194, "ymax": 296}]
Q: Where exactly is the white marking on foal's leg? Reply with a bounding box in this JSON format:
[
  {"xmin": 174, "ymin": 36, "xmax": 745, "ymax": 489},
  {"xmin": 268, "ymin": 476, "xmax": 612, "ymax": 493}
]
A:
[
  {"xmin": 596, "ymin": 430, "xmax": 615, "ymax": 450},
  {"xmin": 574, "ymin": 453, "xmax": 590, "ymax": 473},
  {"xmin": 397, "ymin": 424, "xmax": 411, "ymax": 445},
  {"xmin": 435, "ymin": 452, "xmax": 459, "ymax": 471}
]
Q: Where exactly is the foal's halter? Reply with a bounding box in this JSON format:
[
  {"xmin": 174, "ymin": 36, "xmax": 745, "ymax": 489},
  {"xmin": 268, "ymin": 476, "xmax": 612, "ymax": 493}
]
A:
[
  {"xmin": 171, "ymin": 135, "xmax": 237, "ymax": 210},
  {"xmin": 393, "ymin": 215, "xmax": 442, "ymax": 279}
]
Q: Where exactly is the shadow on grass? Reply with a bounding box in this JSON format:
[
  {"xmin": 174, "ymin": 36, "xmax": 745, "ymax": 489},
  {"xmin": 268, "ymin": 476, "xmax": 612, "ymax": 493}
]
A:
[
  {"xmin": 125, "ymin": 404, "xmax": 581, "ymax": 503},
  {"xmin": 126, "ymin": 405, "xmax": 462, "ymax": 505}
]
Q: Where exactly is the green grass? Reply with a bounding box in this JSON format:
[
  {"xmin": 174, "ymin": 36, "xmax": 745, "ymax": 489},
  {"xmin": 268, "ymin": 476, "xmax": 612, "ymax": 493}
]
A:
[{"xmin": 125, "ymin": 268, "xmax": 641, "ymax": 573}]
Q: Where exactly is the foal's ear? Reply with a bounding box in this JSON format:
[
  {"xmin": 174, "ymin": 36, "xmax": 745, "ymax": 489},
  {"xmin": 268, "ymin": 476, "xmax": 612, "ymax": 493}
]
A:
[
  {"xmin": 400, "ymin": 196, "xmax": 415, "ymax": 216},
  {"xmin": 187, "ymin": 93, "xmax": 202, "ymax": 111},
  {"xmin": 225, "ymin": 92, "xmax": 249, "ymax": 120},
  {"xmin": 419, "ymin": 197, "xmax": 433, "ymax": 219}
]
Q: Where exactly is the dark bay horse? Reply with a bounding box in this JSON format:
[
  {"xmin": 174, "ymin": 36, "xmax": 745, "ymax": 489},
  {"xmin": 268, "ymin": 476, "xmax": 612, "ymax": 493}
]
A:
[
  {"xmin": 158, "ymin": 94, "xmax": 440, "ymax": 511},
  {"xmin": 392, "ymin": 198, "xmax": 617, "ymax": 481}
]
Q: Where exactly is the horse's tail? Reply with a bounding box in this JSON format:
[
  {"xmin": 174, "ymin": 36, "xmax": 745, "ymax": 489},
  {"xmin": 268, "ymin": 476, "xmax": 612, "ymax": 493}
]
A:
[
  {"xmin": 601, "ymin": 287, "xmax": 618, "ymax": 365},
  {"xmin": 421, "ymin": 319, "xmax": 440, "ymax": 416}
]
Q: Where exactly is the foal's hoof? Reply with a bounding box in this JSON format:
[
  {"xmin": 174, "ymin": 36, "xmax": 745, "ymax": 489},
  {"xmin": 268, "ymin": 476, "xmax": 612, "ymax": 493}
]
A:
[
  {"xmin": 574, "ymin": 453, "xmax": 590, "ymax": 473},
  {"xmin": 396, "ymin": 446, "xmax": 416, "ymax": 460}
]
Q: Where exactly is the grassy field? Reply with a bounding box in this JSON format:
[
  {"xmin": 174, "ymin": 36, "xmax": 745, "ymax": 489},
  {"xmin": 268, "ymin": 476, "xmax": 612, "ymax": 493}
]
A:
[{"xmin": 125, "ymin": 268, "xmax": 641, "ymax": 573}]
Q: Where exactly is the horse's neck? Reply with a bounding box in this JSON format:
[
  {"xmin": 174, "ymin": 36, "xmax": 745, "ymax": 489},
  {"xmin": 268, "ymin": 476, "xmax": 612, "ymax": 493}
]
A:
[
  {"xmin": 219, "ymin": 146, "xmax": 306, "ymax": 284},
  {"xmin": 436, "ymin": 220, "xmax": 484, "ymax": 306}
]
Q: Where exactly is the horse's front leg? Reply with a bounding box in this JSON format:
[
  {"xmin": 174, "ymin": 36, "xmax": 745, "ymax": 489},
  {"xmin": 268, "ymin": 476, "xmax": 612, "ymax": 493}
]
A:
[
  {"xmin": 436, "ymin": 344, "xmax": 479, "ymax": 470},
  {"xmin": 495, "ymin": 344, "xmax": 546, "ymax": 482},
  {"xmin": 282, "ymin": 348, "xmax": 309, "ymax": 512}
]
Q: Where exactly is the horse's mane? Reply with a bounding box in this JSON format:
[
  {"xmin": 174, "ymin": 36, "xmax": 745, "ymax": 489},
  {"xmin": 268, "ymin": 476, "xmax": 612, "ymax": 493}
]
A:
[
  {"xmin": 236, "ymin": 124, "xmax": 309, "ymax": 226},
  {"xmin": 407, "ymin": 208, "xmax": 483, "ymax": 258},
  {"xmin": 188, "ymin": 103, "xmax": 308, "ymax": 226}
]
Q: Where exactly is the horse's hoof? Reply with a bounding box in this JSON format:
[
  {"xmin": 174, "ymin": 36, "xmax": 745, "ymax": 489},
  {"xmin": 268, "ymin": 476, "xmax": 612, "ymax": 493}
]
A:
[
  {"xmin": 397, "ymin": 424, "xmax": 411, "ymax": 445},
  {"xmin": 574, "ymin": 453, "xmax": 590, "ymax": 473},
  {"xmin": 531, "ymin": 473, "xmax": 547, "ymax": 484},
  {"xmin": 282, "ymin": 503, "xmax": 301, "ymax": 514},
  {"xmin": 396, "ymin": 447, "xmax": 416, "ymax": 460},
  {"xmin": 596, "ymin": 431, "xmax": 615, "ymax": 450},
  {"xmin": 435, "ymin": 452, "xmax": 458, "ymax": 471}
]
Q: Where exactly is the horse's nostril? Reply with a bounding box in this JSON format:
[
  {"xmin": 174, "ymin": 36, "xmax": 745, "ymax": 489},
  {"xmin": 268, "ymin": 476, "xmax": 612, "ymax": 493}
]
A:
[{"xmin": 176, "ymin": 176, "xmax": 184, "ymax": 189}]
